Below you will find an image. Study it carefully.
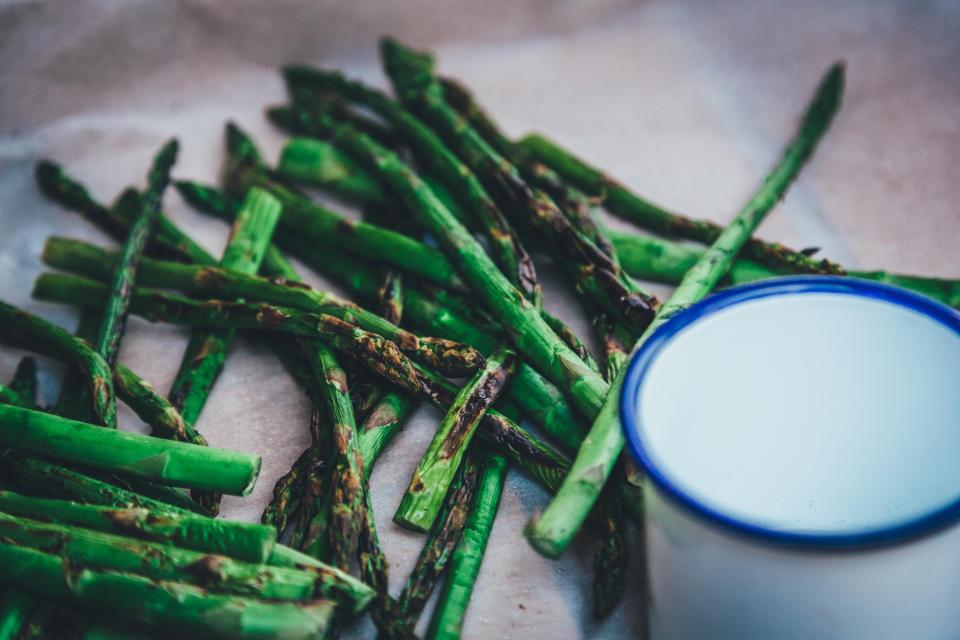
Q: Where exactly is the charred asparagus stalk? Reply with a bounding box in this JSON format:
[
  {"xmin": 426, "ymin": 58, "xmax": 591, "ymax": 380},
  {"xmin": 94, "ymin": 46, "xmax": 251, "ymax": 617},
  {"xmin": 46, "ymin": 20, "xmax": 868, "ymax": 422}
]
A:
[
  {"xmin": 395, "ymin": 347, "xmax": 515, "ymax": 532},
  {"xmin": 528, "ymin": 62, "xmax": 845, "ymax": 557},
  {"xmin": 0, "ymin": 542, "xmax": 335, "ymax": 639},
  {"xmin": 0, "ymin": 404, "xmax": 261, "ymax": 495},
  {"xmin": 94, "ymin": 140, "xmax": 178, "ymax": 368},
  {"xmin": 427, "ymin": 452, "xmax": 507, "ymax": 640}
]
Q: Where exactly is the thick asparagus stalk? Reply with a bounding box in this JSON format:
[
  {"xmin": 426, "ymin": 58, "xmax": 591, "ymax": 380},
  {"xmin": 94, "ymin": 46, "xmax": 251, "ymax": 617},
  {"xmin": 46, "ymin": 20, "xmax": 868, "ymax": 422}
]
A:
[
  {"xmin": 426, "ymin": 452, "xmax": 507, "ymax": 640},
  {"xmin": 94, "ymin": 140, "xmax": 178, "ymax": 367},
  {"xmin": 0, "ymin": 300, "xmax": 116, "ymax": 428},
  {"xmin": 380, "ymin": 38, "xmax": 658, "ymax": 333},
  {"xmin": 609, "ymin": 230, "xmax": 960, "ymax": 307},
  {"xmin": 0, "ymin": 404, "xmax": 261, "ymax": 495},
  {"xmin": 43, "ymin": 237, "xmax": 484, "ymax": 378},
  {"xmin": 0, "ymin": 542, "xmax": 335, "ymax": 639},
  {"xmin": 0, "ymin": 490, "xmax": 273, "ymax": 562},
  {"xmin": 396, "ymin": 452, "xmax": 480, "ymax": 632},
  {"xmin": 167, "ymin": 186, "xmax": 281, "ymax": 436},
  {"xmin": 282, "ymin": 66, "xmax": 542, "ymax": 303},
  {"xmin": 517, "ymin": 135, "xmax": 845, "ymax": 275},
  {"xmin": 0, "ymin": 513, "xmax": 315, "ymax": 601},
  {"xmin": 527, "ymin": 62, "xmax": 845, "ymax": 557},
  {"xmin": 395, "ymin": 347, "xmax": 515, "ymax": 532}
]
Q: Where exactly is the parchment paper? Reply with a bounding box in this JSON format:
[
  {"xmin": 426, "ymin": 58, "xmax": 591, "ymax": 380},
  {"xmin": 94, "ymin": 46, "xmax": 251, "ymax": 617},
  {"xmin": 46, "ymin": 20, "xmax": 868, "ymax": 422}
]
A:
[{"xmin": 1, "ymin": 1, "xmax": 958, "ymax": 637}]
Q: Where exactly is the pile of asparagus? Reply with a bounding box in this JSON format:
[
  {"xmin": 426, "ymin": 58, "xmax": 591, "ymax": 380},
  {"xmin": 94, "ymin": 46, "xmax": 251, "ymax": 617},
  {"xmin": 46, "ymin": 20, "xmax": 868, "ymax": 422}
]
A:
[{"xmin": 2, "ymin": 37, "xmax": 958, "ymax": 638}]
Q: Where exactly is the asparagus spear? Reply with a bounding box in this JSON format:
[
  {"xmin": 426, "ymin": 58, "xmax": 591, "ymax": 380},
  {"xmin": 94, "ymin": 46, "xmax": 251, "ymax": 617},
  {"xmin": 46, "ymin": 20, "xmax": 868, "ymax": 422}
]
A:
[
  {"xmin": 0, "ymin": 590, "xmax": 35, "ymax": 640},
  {"xmin": 426, "ymin": 452, "xmax": 507, "ymax": 640},
  {"xmin": 0, "ymin": 542, "xmax": 335, "ymax": 639},
  {"xmin": 0, "ymin": 512, "xmax": 316, "ymax": 601},
  {"xmin": 608, "ymin": 229, "xmax": 960, "ymax": 307},
  {"xmin": 395, "ymin": 452, "xmax": 480, "ymax": 632},
  {"xmin": 8, "ymin": 358, "xmax": 37, "ymax": 406},
  {"xmin": 527, "ymin": 62, "xmax": 845, "ymax": 557},
  {"xmin": 517, "ymin": 134, "xmax": 845, "ymax": 275},
  {"xmin": 0, "ymin": 404, "xmax": 261, "ymax": 495},
  {"xmin": 114, "ymin": 364, "xmax": 206, "ymax": 445},
  {"xmin": 379, "ymin": 38, "xmax": 658, "ymax": 333},
  {"xmin": 0, "ymin": 300, "xmax": 116, "ymax": 428},
  {"xmin": 0, "ymin": 490, "xmax": 274, "ymax": 563},
  {"xmin": 262, "ymin": 445, "xmax": 313, "ymax": 533},
  {"xmin": 43, "ymin": 237, "xmax": 484, "ymax": 378},
  {"xmin": 282, "ymin": 66, "xmax": 542, "ymax": 303},
  {"xmin": 167, "ymin": 186, "xmax": 281, "ymax": 445},
  {"xmin": 94, "ymin": 140, "xmax": 178, "ymax": 367},
  {"xmin": 0, "ymin": 384, "xmax": 34, "ymax": 409},
  {"xmin": 395, "ymin": 347, "xmax": 515, "ymax": 532}
]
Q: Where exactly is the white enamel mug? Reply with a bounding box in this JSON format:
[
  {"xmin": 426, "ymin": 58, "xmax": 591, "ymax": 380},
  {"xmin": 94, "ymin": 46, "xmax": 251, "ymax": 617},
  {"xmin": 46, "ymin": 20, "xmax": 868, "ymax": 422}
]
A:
[{"xmin": 620, "ymin": 276, "xmax": 960, "ymax": 640}]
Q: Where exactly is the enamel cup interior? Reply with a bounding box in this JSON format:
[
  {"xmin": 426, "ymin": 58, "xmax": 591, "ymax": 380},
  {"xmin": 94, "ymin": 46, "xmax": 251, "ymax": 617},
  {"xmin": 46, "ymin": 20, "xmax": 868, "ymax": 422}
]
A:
[{"xmin": 624, "ymin": 281, "xmax": 960, "ymax": 542}]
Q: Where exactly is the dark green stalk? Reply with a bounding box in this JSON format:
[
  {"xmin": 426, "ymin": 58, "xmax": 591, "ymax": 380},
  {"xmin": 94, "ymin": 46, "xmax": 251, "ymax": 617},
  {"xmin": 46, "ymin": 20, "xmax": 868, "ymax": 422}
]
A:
[
  {"xmin": 395, "ymin": 347, "xmax": 515, "ymax": 532},
  {"xmin": 528, "ymin": 62, "xmax": 845, "ymax": 557},
  {"xmin": 94, "ymin": 139, "xmax": 178, "ymax": 367},
  {"xmin": 380, "ymin": 38, "xmax": 658, "ymax": 333},
  {"xmin": 282, "ymin": 66, "xmax": 541, "ymax": 303},
  {"xmin": 0, "ymin": 404, "xmax": 261, "ymax": 495},
  {"xmin": 0, "ymin": 542, "xmax": 335, "ymax": 639},
  {"xmin": 396, "ymin": 452, "xmax": 479, "ymax": 632},
  {"xmin": 0, "ymin": 384, "xmax": 33, "ymax": 409},
  {"xmin": 114, "ymin": 364, "xmax": 206, "ymax": 445},
  {"xmin": 43, "ymin": 237, "xmax": 484, "ymax": 378},
  {"xmin": 0, "ymin": 300, "xmax": 116, "ymax": 428},
  {"xmin": 427, "ymin": 452, "xmax": 507, "ymax": 640},
  {"xmin": 262, "ymin": 446, "xmax": 313, "ymax": 533},
  {"xmin": 517, "ymin": 135, "xmax": 846, "ymax": 275}
]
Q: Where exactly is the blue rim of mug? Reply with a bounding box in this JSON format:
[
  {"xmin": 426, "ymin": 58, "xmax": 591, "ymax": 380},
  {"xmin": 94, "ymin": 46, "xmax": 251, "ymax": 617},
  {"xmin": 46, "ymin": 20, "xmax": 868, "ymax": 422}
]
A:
[{"xmin": 620, "ymin": 275, "xmax": 960, "ymax": 547}]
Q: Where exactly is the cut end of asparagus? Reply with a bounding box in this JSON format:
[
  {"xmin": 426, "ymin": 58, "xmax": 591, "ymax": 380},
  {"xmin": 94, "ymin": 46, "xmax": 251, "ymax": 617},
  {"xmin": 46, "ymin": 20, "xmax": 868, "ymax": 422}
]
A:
[{"xmin": 522, "ymin": 514, "xmax": 567, "ymax": 559}]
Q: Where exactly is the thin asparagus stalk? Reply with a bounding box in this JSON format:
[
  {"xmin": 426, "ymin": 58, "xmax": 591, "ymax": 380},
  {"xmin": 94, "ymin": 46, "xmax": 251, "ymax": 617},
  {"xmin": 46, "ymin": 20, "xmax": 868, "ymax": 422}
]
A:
[
  {"xmin": 0, "ymin": 404, "xmax": 261, "ymax": 495},
  {"xmin": 527, "ymin": 62, "xmax": 845, "ymax": 557},
  {"xmin": 167, "ymin": 186, "xmax": 281, "ymax": 432},
  {"xmin": 609, "ymin": 230, "xmax": 960, "ymax": 307},
  {"xmin": 517, "ymin": 134, "xmax": 845, "ymax": 275},
  {"xmin": 281, "ymin": 89, "xmax": 400, "ymax": 147},
  {"xmin": 0, "ymin": 384, "xmax": 33, "ymax": 409},
  {"xmin": 379, "ymin": 38, "xmax": 658, "ymax": 333},
  {"xmin": 396, "ymin": 452, "xmax": 480, "ymax": 632},
  {"xmin": 395, "ymin": 347, "xmax": 515, "ymax": 532},
  {"xmin": 94, "ymin": 140, "xmax": 178, "ymax": 367},
  {"xmin": 8, "ymin": 358, "xmax": 37, "ymax": 406},
  {"xmin": 0, "ymin": 300, "xmax": 116, "ymax": 428},
  {"xmin": 305, "ymin": 343, "xmax": 364, "ymax": 571},
  {"xmin": 0, "ymin": 512, "xmax": 317, "ymax": 601},
  {"xmin": 263, "ymin": 445, "xmax": 313, "ymax": 533},
  {"xmin": 0, "ymin": 490, "xmax": 274, "ymax": 563},
  {"xmin": 52, "ymin": 308, "xmax": 104, "ymax": 422},
  {"xmin": 426, "ymin": 452, "xmax": 507, "ymax": 640},
  {"xmin": 356, "ymin": 390, "xmax": 418, "ymax": 474},
  {"xmin": 43, "ymin": 237, "xmax": 484, "ymax": 378},
  {"xmin": 283, "ymin": 66, "xmax": 542, "ymax": 303},
  {"xmin": 0, "ymin": 542, "xmax": 335, "ymax": 639},
  {"xmin": 439, "ymin": 75, "xmax": 616, "ymax": 260},
  {"xmin": 0, "ymin": 454, "xmax": 200, "ymax": 515},
  {"xmin": 114, "ymin": 364, "xmax": 206, "ymax": 445},
  {"xmin": 35, "ymin": 163, "xmax": 213, "ymax": 266}
]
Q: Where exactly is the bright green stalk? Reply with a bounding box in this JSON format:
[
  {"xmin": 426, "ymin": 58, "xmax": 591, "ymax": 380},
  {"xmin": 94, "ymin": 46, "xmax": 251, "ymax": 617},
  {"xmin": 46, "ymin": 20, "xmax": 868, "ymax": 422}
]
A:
[
  {"xmin": 427, "ymin": 453, "xmax": 507, "ymax": 640},
  {"xmin": 0, "ymin": 404, "xmax": 261, "ymax": 495},
  {"xmin": 527, "ymin": 62, "xmax": 845, "ymax": 557},
  {"xmin": 0, "ymin": 513, "xmax": 315, "ymax": 601},
  {"xmin": 0, "ymin": 590, "xmax": 35, "ymax": 640},
  {"xmin": 395, "ymin": 348, "xmax": 515, "ymax": 532},
  {"xmin": 0, "ymin": 490, "xmax": 274, "ymax": 563},
  {"xmin": 167, "ymin": 187, "xmax": 281, "ymax": 433},
  {"xmin": 114, "ymin": 364, "xmax": 206, "ymax": 445},
  {"xmin": 0, "ymin": 543, "xmax": 335, "ymax": 639},
  {"xmin": 609, "ymin": 230, "xmax": 960, "ymax": 307},
  {"xmin": 0, "ymin": 300, "xmax": 116, "ymax": 428},
  {"xmin": 43, "ymin": 237, "xmax": 483, "ymax": 377},
  {"xmin": 356, "ymin": 391, "xmax": 418, "ymax": 475},
  {"xmin": 94, "ymin": 140, "xmax": 178, "ymax": 367},
  {"xmin": 0, "ymin": 384, "xmax": 33, "ymax": 409}
]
